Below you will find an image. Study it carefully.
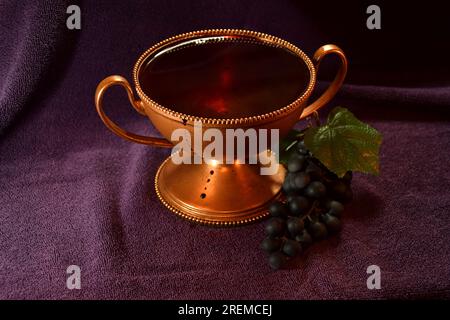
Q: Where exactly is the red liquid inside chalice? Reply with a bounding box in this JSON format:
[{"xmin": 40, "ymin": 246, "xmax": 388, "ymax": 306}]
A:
[{"xmin": 139, "ymin": 38, "xmax": 310, "ymax": 119}]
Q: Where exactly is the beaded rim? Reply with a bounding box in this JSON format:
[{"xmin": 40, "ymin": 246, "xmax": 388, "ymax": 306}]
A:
[{"xmin": 133, "ymin": 29, "xmax": 316, "ymax": 125}]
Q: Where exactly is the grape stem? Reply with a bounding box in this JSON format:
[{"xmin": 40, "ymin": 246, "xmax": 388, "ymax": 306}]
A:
[
  {"xmin": 306, "ymin": 111, "xmax": 321, "ymax": 128},
  {"xmin": 285, "ymin": 140, "xmax": 298, "ymax": 152},
  {"xmin": 312, "ymin": 111, "xmax": 321, "ymax": 127},
  {"xmin": 303, "ymin": 200, "xmax": 319, "ymax": 223}
]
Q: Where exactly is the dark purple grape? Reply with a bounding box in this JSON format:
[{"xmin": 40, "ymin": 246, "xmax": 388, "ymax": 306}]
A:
[
  {"xmin": 287, "ymin": 217, "xmax": 304, "ymax": 236},
  {"xmin": 322, "ymin": 213, "xmax": 342, "ymax": 233},
  {"xmin": 305, "ymin": 161, "xmax": 323, "ymax": 180},
  {"xmin": 282, "ymin": 239, "xmax": 302, "ymax": 257},
  {"xmin": 295, "ymin": 229, "xmax": 313, "ymax": 246},
  {"xmin": 288, "ymin": 196, "xmax": 309, "ymax": 216},
  {"xmin": 265, "ymin": 218, "xmax": 286, "ymax": 237},
  {"xmin": 284, "ymin": 173, "xmax": 299, "ymax": 193},
  {"xmin": 286, "ymin": 194, "xmax": 296, "ymax": 203},
  {"xmin": 292, "ymin": 172, "xmax": 311, "ymax": 191},
  {"xmin": 297, "ymin": 141, "xmax": 309, "ymax": 155},
  {"xmin": 287, "ymin": 154, "xmax": 305, "ymax": 173},
  {"xmin": 308, "ymin": 221, "xmax": 328, "ymax": 240},
  {"xmin": 268, "ymin": 201, "xmax": 288, "ymax": 218},
  {"xmin": 268, "ymin": 252, "xmax": 287, "ymax": 270},
  {"xmin": 305, "ymin": 181, "xmax": 327, "ymax": 199},
  {"xmin": 260, "ymin": 237, "xmax": 283, "ymax": 253},
  {"xmin": 282, "ymin": 175, "xmax": 293, "ymax": 194},
  {"xmin": 326, "ymin": 200, "xmax": 344, "ymax": 217}
]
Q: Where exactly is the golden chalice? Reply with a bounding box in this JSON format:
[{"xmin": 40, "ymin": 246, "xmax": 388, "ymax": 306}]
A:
[{"xmin": 94, "ymin": 29, "xmax": 347, "ymax": 226}]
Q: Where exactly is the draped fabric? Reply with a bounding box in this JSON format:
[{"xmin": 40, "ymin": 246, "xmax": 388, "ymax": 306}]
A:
[{"xmin": 1, "ymin": 0, "xmax": 449, "ymax": 299}]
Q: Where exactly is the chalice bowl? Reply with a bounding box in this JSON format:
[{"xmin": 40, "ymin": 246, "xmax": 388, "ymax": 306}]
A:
[{"xmin": 95, "ymin": 29, "xmax": 347, "ymax": 226}]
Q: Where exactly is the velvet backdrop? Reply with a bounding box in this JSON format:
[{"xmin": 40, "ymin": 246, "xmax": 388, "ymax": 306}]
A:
[{"xmin": 1, "ymin": 0, "xmax": 449, "ymax": 299}]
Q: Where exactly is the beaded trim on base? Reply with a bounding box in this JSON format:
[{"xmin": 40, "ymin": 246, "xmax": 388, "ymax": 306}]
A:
[{"xmin": 154, "ymin": 157, "xmax": 273, "ymax": 227}]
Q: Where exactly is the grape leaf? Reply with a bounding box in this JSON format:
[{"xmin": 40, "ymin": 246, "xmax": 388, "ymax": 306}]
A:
[{"xmin": 304, "ymin": 107, "xmax": 382, "ymax": 177}]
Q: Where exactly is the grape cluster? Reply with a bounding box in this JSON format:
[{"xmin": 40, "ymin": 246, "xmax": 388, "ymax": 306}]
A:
[{"xmin": 261, "ymin": 140, "xmax": 353, "ymax": 270}]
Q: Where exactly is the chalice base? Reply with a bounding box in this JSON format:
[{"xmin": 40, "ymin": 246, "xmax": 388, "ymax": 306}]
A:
[{"xmin": 155, "ymin": 156, "xmax": 286, "ymax": 226}]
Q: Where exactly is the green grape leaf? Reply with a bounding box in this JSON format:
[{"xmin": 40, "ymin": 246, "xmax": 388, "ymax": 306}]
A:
[{"xmin": 304, "ymin": 107, "xmax": 382, "ymax": 177}]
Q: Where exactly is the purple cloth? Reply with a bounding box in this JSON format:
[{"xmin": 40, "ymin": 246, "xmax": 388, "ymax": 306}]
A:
[
  {"xmin": 0, "ymin": 0, "xmax": 72, "ymax": 135},
  {"xmin": 1, "ymin": 0, "xmax": 449, "ymax": 299}
]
